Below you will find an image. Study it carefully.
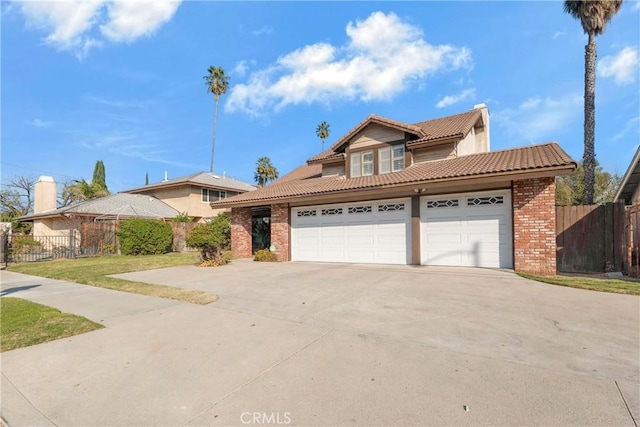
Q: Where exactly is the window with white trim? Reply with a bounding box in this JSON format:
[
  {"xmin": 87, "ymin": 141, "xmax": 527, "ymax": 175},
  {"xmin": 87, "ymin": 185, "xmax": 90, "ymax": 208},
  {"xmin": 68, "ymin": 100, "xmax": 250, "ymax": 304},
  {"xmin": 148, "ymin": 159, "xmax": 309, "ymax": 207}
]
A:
[
  {"xmin": 378, "ymin": 145, "xmax": 405, "ymax": 174},
  {"xmin": 202, "ymin": 188, "xmax": 227, "ymax": 202},
  {"xmin": 350, "ymin": 151, "xmax": 373, "ymax": 177}
]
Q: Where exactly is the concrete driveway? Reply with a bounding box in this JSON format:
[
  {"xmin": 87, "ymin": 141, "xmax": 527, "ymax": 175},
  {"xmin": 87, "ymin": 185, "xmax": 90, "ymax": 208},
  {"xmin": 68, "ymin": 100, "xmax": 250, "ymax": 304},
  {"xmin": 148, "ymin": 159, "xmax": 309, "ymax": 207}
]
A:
[{"xmin": 1, "ymin": 261, "xmax": 638, "ymax": 426}]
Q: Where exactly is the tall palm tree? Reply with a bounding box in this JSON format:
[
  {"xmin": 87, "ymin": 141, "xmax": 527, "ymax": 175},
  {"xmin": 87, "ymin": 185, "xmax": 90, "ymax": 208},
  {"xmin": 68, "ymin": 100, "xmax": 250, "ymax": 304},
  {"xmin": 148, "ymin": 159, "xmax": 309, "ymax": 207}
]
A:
[
  {"xmin": 316, "ymin": 121, "xmax": 330, "ymax": 151},
  {"xmin": 62, "ymin": 179, "xmax": 109, "ymax": 205},
  {"xmin": 564, "ymin": 0, "xmax": 622, "ymax": 205},
  {"xmin": 204, "ymin": 66, "xmax": 230, "ymax": 173},
  {"xmin": 254, "ymin": 157, "xmax": 279, "ymax": 188}
]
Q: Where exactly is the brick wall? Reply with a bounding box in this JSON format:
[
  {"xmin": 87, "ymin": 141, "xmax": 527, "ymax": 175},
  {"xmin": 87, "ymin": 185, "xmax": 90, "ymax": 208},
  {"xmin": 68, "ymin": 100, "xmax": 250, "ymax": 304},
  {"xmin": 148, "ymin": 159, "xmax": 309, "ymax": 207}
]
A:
[
  {"xmin": 271, "ymin": 203, "xmax": 290, "ymax": 262},
  {"xmin": 513, "ymin": 177, "xmax": 556, "ymax": 275},
  {"xmin": 231, "ymin": 207, "xmax": 252, "ymax": 259}
]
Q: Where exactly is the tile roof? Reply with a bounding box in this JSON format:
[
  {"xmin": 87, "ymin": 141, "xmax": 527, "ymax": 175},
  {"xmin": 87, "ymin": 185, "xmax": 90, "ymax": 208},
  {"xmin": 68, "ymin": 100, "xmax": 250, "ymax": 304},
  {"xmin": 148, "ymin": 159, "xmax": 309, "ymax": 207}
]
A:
[
  {"xmin": 308, "ymin": 108, "xmax": 483, "ymax": 163},
  {"xmin": 275, "ymin": 163, "xmax": 323, "ymax": 183},
  {"xmin": 212, "ymin": 142, "xmax": 576, "ymax": 208},
  {"xmin": 409, "ymin": 109, "xmax": 482, "ymax": 145},
  {"xmin": 18, "ymin": 193, "xmax": 180, "ymax": 221},
  {"xmin": 124, "ymin": 171, "xmax": 256, "ymax": 193}
]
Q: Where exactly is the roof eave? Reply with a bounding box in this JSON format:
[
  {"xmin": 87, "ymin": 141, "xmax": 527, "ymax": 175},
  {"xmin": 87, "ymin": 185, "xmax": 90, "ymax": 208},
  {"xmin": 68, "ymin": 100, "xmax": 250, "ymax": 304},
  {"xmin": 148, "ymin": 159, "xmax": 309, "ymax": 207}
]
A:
[
  {"xmin": 614, "ymin": 146, "xmax": 640, "ymax": 204},
  {"xmin": 210, "ymin": 164, "xmax": 575, "ymax": 209}
]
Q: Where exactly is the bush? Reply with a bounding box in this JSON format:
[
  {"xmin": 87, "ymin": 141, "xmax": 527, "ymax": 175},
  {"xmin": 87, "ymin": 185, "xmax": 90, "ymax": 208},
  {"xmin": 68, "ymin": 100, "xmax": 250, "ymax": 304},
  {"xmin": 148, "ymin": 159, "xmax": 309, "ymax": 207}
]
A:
[
  {"xmin": 117, "ymin": 219, "xmax": 173, "ymax": 255},
  {"xmin": 186, "ymin": 214, "xmax": 231, "ymax": 266},
  {"xmin": 10, "ymin": 236, "xmax": 41, "ymax": 256},
  {"xmin": 253, "ymin": 248, "xmax": 278, "ymax": 262}
]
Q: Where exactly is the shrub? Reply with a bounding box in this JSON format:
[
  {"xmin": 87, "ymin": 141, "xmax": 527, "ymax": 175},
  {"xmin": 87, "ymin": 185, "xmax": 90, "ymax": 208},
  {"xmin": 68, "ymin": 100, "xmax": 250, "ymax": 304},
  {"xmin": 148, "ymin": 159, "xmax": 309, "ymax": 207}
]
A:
[
  {"xmin": 117, "ymin": 219, "xmax": 173, "ymax": 255},
  {"xmin": 253, "ymin": 248, "xmax": 278, "ymax": 262},
  {"xmin": 186, "ymin": 214, "xmax": 231, "ymax": 265},
  {"xmin": 172, "ymin": 212, "xmax": 194, "ymax": 223},
  {"xmin": 10, "ymin": 236, "xmax": 42, "ymax": 255}
]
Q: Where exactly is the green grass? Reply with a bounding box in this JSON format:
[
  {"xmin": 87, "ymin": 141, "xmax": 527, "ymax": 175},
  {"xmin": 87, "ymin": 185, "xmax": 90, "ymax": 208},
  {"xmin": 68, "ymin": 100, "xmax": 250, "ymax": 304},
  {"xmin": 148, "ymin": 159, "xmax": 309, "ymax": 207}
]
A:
[
  {"xmin": 518, "ymin": 272, "xmax": 640, "ymax": 295},
  {"xmin": 7, "ymin": 253, "xmax": 218, "ymax": 304},
  {"xmin": 1, "ymin": 297, "xmax": 104, "ymax": 352}
]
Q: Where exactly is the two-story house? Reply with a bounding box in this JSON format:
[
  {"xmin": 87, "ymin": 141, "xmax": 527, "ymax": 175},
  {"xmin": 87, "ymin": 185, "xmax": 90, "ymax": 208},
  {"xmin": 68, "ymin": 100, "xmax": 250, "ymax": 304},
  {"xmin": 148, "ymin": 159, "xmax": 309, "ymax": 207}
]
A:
[
  {"xmin": 124, "ymin": 172, "xmax": 256, "ymax": 223},
  {"xmin": 212, "ymin": 104, "xmax": 576, "ymax": 275}
]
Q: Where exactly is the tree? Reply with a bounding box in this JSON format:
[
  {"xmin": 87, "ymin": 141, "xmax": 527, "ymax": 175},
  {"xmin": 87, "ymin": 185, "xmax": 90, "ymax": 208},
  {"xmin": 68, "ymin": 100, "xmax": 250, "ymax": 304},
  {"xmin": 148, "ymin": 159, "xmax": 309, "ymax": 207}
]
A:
[
  {"xmin": 0, "ymin": 176, "xmax": 36, "ymax": 233},
  {"xmin": 556, "ymin": 161, "xmax": 622, "ymax": 205},
  {"xmin": 563, "ymin": 0, "xmax": 622, "ymax": 205},
  {"xmin": 92, "ymin": 160, "xmax": 108, "ymax": 192},
  {"xmin": 254, "ymin": 157, "xmax": 279, "ymax": 188},
  {"xmin": 61, "ymin": 160, "xmax": 110, "ymax": 205},
  {"xmin": 145, "ymin": 172, "xmax": 149, "ymax": 185},
  {"xmin": 204, "ymin": 66, "xmax": 230, "ymax": 173},
  {"xmin": 316, "ymin": 121, "xmax": 330, "ymax": 151}
]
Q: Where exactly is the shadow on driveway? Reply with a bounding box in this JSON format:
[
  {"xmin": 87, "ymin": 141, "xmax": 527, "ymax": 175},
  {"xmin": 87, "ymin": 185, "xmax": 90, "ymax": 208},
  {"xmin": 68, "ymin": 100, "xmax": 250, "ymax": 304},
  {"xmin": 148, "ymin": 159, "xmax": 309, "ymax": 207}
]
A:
[{"xmin": 0, "ymin": 284, "xmax": 41, "ymax": 297}]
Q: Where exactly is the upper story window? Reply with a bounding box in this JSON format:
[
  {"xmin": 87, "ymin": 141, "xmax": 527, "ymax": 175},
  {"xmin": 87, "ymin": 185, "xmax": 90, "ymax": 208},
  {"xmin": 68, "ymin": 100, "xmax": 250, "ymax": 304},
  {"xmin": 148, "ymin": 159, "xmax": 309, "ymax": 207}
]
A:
[
  {"xmin": 379, "ymin": 145, "xmax": 405, "ymax": 174},
  {"xmin": 350, "ymin": 150, "xmax": 373, "ymax": 178},
  {"xmin": 202, "ymin": 188, "xmax": 226, "ymax": 203}
]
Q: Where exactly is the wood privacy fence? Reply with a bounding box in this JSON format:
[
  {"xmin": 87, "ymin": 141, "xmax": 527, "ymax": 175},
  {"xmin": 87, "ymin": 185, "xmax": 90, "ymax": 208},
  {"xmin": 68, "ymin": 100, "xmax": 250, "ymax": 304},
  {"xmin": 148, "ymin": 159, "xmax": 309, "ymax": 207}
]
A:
[
  {"xmin": 627, "ymin": 203, "xmax": 640, "ymax": 278},
  {"xmin": 556, "ymin": 202, "xmax": 627, "ymax": 273}
]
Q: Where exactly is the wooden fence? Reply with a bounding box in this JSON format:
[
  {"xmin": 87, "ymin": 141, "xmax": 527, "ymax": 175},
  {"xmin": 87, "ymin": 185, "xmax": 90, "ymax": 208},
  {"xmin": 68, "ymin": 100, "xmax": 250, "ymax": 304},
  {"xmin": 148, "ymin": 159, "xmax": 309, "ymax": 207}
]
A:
[
  {"xmin": 627, "ymin": 203, "xmax": 640, "ymax": 278},
  {"xmin": 556, "ymin": 202, "xmax": 626, "ymax": 273}
]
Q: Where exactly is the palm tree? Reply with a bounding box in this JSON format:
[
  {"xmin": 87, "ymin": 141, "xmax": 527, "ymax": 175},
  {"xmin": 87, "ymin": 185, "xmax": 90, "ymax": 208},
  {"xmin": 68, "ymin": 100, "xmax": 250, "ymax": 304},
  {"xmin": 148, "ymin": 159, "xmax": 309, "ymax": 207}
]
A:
[
  {"xmin": 204, "ymin": 66, "xmax": 230, "ymax": 173},
  {"xmin": 316, "ymin": 121, "xmax": 330, "ymax": 151},
  {"xmin": 564, "ymin": 0, "xmax": 622, "ymax": 205},
  {"xmin": 62, "ymin": 179, "xmax": 109, "ymax": 205},
  {"xmin": 254, "ymin": 157, "xmax": 279, "ymax": 188}
]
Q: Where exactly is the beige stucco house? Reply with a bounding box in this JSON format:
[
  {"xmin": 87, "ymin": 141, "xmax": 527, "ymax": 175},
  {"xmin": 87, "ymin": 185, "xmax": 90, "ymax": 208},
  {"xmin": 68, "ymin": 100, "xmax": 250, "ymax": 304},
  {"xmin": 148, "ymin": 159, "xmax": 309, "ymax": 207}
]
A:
[
  {"xmin": 213, "ymin": 104, "xmax": 576, "ymax": 275},
  {"xmin": 123, "ymin": 172, "xmax": 256, "ymax": 222}
]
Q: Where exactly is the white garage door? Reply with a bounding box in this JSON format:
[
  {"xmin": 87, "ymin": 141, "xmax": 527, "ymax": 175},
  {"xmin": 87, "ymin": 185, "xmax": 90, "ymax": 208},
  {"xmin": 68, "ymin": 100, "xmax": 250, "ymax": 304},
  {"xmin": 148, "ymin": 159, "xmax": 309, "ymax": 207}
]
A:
[
  {"xmin": 291, "ymin": 198, "xmax": 411, "ymax": 264},
  {"xmin": 421, "ymin": 191, "xmax": 512, "ymax": 268}
]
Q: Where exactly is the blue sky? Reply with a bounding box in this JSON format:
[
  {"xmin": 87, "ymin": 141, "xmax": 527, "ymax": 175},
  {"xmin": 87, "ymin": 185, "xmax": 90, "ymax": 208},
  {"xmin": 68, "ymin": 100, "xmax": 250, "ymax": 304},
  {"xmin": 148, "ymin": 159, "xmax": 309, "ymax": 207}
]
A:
[{"xmin": 2, "ymin": 1, "xmax": 639, "ymax": 194}]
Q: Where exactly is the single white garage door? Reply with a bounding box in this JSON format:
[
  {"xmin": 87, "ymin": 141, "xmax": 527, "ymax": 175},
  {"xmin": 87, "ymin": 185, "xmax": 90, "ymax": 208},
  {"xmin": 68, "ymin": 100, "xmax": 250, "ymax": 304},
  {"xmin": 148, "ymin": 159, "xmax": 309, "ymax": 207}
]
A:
[
  {"xmin": 291, "ymin": 198, "xmax": 411, "ymax": 264},
  {"xmin": 420, "ymin": 191, "xmax": 512, "ymax": 268}
]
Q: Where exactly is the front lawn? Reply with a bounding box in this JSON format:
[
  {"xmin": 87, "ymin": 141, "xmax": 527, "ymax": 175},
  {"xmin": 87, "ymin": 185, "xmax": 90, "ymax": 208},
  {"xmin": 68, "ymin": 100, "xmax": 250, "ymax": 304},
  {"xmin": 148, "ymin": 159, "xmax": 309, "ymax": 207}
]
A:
[
  {"xmin": 518, "ymin": 272, "xmax": 640, "ymax": 295},
  {"xmin": 7, "ymin": 253, "xmax": 218, "ymax": 304},
  {"xmin": 1, "ymin": 297, "xmax": 104, "ymax": 352}
]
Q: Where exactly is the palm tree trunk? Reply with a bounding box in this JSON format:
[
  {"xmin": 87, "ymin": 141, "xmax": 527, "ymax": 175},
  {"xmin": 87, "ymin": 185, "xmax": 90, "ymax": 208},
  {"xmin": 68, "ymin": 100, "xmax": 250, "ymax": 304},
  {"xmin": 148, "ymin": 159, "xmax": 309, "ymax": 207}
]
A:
[
  {"xmin": 583, "ymin": 33, "xmax": 597, "ymax": 205},
  {"xmin": 210, "ymin": 96, "xmax": 219, "ymax": 173}
]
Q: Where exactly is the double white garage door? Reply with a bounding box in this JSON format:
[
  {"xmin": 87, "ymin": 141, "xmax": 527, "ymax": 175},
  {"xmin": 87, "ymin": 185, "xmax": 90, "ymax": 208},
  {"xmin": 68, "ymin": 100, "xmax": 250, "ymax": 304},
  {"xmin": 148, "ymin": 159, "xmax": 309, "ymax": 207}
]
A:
[{"xmin": 291, "ymin": 191, "xmax": 513, "ymax": 268}]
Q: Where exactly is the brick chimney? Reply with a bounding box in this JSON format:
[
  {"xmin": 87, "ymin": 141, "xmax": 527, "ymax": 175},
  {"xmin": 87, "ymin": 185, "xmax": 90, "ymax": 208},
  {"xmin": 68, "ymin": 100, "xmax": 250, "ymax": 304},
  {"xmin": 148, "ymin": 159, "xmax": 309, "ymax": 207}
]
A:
[{"xmin": 34, "ymin": 176, "xmax": 57, "ymax": 214}]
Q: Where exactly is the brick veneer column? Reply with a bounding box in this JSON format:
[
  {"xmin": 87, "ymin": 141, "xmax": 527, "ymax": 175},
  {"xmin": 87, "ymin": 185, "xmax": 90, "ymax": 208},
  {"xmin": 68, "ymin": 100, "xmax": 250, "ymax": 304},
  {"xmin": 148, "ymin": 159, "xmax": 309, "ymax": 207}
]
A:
[
  {"xmin": 231, "ymin": 207, "xmax": 252, "ymax": 258},
  {"xmin": 513, "ymin": 177, "xmax": 557, "ymax": 275},
  {"xmin": 271, "ymin": 203, "xmax": 290, "ymax": 262}
]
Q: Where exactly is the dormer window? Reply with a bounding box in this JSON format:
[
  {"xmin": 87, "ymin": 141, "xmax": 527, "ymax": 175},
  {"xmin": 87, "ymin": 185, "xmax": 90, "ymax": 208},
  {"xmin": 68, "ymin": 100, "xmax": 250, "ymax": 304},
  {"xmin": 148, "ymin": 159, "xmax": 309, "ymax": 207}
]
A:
[
  {"xmin": 379, "ymin": 145, "xmax": 405, "ymax": 174},
  {"xmin": 350, "ymin": 151, "xmax": 373, "ymax": 178}
]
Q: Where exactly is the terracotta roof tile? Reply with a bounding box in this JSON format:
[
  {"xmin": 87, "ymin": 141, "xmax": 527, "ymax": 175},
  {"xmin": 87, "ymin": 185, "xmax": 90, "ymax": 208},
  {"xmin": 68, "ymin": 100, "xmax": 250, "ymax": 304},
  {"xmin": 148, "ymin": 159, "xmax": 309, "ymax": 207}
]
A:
[
  {"xmin": 274, "ymin": 164, "xmax": 322, "ymax": 183},
  {"xmin": 213, "ymin": 142, "xmax": 576, "ymax": 207},
  {"xmin": 307, "ymin": 108, "xmax": 483, "ymax": 163},
  {"xmin": 409, "ymin": 109, "xmax": 482, "ymax": 145}
]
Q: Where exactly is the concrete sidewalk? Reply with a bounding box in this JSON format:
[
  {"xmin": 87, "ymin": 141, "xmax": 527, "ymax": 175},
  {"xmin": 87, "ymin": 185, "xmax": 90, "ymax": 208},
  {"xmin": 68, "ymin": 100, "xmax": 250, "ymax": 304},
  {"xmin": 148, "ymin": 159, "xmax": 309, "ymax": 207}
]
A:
[{"xmin": 1, "ymin": 264, "xmax": 638, "ymax": 426}]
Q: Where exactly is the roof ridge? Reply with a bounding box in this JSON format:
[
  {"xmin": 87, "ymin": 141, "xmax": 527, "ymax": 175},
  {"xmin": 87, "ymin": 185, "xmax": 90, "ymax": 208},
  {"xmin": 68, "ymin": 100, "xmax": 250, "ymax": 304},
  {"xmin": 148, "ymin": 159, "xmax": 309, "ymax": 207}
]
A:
[{"xmin": 411, "ymin": 108, "xmax": 480, "ymax": 126}]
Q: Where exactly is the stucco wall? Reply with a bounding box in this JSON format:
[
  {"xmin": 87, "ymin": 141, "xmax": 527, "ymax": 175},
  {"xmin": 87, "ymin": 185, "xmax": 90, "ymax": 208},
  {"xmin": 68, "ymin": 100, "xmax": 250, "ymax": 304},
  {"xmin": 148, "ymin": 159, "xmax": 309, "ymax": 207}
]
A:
[{"xmin": 139, "ymin": 185, "xmax": 232, "ymax": 221}]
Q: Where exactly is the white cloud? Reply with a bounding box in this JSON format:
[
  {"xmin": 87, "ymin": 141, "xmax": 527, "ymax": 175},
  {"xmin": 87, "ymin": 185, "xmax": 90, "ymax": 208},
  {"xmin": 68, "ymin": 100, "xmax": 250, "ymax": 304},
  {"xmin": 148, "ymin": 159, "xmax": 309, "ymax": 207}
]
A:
[
  {"xmin": 552, "ymin": 31, "xmax": 565, "ymax": 39},
  {"xmin": 597, "ymin": 46, "xmax": 639, "ymax": 84},
  {"xmin": 100, "ymin": 0, "xmax": 180, "ymax": 42},
  {"xmin": 25, "ymin": 118, "xmax": 53, "ymax": 128},
  {"xmin": 233, "ymin": 60, "xmax": 254, "ymax": 78},
  {"xmin": 226, "ymin": 11, "xmax": 473, "ymax": 117},
  {"xmin": 436, "ymin": 88, "xmax": 476, "ymax": 108},
  {"xmin": 252, "ymin": 25, "xmax": 274, "ymax": 36},
  {"xmin": 16, "ymin": 0, "xmax": 181, "ymax": 57},
  {"xmin": 494, "ymin": 94, "xmax": 582, "ymax": 143},
  {"xmin": 612, "ymin": 115, "xmax": 640, "ymax": 142},
  {"xmin": 632, "ymin": 2, "xmax": 640, "ymax": 11}
]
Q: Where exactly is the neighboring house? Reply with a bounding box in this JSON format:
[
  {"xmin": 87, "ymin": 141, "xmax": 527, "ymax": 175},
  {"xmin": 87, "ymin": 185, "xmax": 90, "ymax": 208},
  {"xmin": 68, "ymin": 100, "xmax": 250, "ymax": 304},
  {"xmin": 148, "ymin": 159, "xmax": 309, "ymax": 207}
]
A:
[
  {"xmin": 123, "ymin": 172, "xmax": 256, "ymax": 222},
  {"xmin": 17, "ymin": 176, "xmax": 180, "ymax": 237},
  {"xmin": 614, "ymin": 146, "xmax": 640, "ymax": 205},
  {"xmin": 212, "ymin": 104, "xmax": 576, "ymax": 275}
]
